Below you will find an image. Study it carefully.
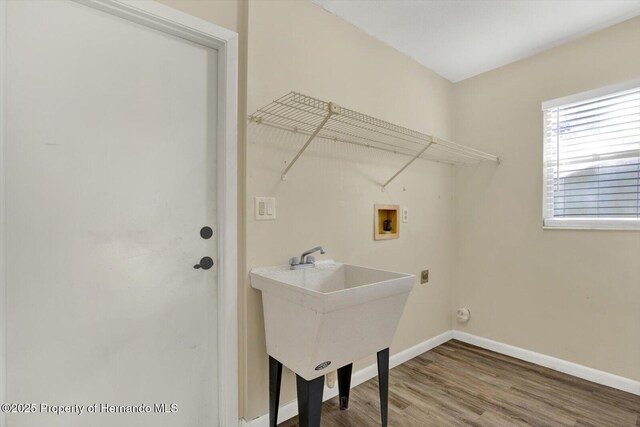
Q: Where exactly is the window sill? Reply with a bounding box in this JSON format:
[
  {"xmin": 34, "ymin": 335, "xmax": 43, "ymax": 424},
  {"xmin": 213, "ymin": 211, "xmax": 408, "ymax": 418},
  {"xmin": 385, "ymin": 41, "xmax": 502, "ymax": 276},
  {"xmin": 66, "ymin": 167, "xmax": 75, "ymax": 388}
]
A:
[{"xmin": 543, "ymin": 218, "xmax": 640, "ymax": 231}]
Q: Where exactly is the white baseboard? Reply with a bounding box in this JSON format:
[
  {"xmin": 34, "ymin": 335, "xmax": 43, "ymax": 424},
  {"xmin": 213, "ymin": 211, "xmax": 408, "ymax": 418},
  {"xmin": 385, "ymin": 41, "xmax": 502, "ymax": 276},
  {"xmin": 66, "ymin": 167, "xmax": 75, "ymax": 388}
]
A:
[
  {"xmin": 239, "ymin": 329, "xmax": 640, "ymax": 426},
  {"xmin": 451, "ymin": 331, "xmax": 640, "ymax": 396},
  {"xmin": 239, "ymin": 330, "xmax": 453, "ymax": 427}
]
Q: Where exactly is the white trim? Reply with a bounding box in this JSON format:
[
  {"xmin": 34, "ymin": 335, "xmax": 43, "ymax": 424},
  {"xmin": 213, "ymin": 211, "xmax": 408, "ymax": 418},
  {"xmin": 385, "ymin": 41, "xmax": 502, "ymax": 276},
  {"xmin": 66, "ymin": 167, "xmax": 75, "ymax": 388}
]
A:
[
  {"xmin": 0, "ymin": 1, "xmax": 6, "ymax": 426},
  {"xmin": 1, "ymin": 2, "xmax": 238, "ymax": 426},
  {"xmin": 214, "ymin": 19, "xmax": 239, "ymax": 427},
  {"xmin": 452, "ymin": 331, "xmax": 640, "ymax": 396},
  {"xmin": 543, "ymin": 217, "xmax": 640, "ymax": 231},
  {"xmin": 541, "ymin": 79, "xmax": 640, "ymax": 110},
  {"xmin": 77, "ymin": 0, "xmax": 237, "ymax": 49},
  {"xmin": 239, "ymin": 331, "xmax": 453, "ymax": 427}
]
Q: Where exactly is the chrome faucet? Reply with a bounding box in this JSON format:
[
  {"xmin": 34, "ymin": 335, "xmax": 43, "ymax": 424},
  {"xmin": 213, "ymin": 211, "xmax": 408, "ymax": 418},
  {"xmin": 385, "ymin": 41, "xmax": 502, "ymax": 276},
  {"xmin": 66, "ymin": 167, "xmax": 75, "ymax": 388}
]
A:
[{"xmin": 289, "ymin": 246, "xmax": 326, "ymax": 270}]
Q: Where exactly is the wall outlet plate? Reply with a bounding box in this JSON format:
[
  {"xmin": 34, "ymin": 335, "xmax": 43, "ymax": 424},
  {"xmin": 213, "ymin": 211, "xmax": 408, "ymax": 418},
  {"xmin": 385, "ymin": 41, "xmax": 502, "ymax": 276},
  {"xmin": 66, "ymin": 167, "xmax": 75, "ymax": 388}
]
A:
[
  {"xmin": 421, "ymin": 269, "xmax": 429, "ymax": 284},
  {"xmin": 402, "ymin": 207, "xmax": 409, "ymax": 223}
]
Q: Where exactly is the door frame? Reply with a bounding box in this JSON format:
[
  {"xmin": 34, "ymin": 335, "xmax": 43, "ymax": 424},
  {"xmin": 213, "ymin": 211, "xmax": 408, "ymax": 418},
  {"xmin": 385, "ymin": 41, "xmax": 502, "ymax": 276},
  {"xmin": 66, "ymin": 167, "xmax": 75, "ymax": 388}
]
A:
[{"xmin": 0, "ymin": 1, "xmax": 239, "ymax": 426}]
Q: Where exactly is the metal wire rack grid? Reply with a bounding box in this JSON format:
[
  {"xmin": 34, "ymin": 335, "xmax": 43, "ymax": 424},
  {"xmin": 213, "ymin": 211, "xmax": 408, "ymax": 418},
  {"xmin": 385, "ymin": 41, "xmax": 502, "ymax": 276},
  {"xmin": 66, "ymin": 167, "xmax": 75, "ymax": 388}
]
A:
[{"xmin": 249, "ymin": 92, "xmax": 499, "ymax": 187}]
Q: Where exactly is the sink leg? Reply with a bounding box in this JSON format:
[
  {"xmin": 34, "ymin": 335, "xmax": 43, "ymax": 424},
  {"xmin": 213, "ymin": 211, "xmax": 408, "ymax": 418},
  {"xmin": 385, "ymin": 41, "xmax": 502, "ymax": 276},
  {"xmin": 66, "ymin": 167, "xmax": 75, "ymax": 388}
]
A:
[
  {"xmin": 296, "ymin": 374, "xmax": 324, "ymax": 427},
  {"xmin": 269, "ymin": 356, "xmax": 283, "ymax": 427},
  {"xmin": 377, "ymin": 348, "xmax": 389, "ymax": 427},
  {"xmin": 337, "ymin": 363, "xmax": 353, "ymax": 410}
]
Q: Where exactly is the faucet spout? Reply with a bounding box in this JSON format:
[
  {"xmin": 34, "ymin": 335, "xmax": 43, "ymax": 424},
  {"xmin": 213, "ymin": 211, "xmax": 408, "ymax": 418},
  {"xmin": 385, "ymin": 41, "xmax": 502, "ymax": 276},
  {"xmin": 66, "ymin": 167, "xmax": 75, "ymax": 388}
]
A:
[
  {"xmin": 300, "ymin": 246, "xmax": 326, "ymax": 264},
  {"xmin": 290, "ymin": 246, "xmax": 326, "ymax": 270}
]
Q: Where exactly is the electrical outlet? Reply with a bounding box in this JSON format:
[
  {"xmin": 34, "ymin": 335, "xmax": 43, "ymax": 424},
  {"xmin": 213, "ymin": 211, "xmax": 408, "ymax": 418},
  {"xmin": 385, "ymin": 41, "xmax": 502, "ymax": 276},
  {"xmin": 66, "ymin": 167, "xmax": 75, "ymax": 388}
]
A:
[{"xmin": 421, "ymin": 269, "xmax": 429, "ymax": 284}]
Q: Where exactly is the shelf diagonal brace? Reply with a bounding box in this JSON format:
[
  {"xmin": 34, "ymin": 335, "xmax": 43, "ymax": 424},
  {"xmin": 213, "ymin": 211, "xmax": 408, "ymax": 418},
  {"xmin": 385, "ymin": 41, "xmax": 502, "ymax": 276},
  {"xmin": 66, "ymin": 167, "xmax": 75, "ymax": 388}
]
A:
[
  {"xmin": 381, "ymin": 139, "xmax": 434, "ymax": 191},
  {"xmin": 281, "ymin": 103, "xmax": 338, "ymax": 180}
]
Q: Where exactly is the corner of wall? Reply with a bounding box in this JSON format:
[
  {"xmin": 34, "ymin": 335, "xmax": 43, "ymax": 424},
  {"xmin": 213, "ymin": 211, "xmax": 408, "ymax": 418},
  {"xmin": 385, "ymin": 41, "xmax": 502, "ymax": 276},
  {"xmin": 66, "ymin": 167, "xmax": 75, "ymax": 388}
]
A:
[{"xmin": 237, "ymin": 0, "xmax": 250, "ymax": 419}]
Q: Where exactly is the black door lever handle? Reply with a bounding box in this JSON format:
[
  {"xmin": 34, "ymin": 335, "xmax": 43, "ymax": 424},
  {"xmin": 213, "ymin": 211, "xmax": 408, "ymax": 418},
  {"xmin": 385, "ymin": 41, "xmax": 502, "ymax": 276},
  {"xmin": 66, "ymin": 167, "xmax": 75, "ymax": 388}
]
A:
[{"xmin": 194, "ymin": 256, "xmax": 214, "ymax": 270}]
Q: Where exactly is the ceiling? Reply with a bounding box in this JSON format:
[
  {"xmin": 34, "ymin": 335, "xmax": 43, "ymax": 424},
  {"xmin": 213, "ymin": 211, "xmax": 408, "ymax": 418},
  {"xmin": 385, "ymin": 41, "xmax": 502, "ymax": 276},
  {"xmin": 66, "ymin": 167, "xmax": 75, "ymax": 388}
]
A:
[{"xmin": 313, "ymin": 0, "xmax": 640, "ymax": 82}]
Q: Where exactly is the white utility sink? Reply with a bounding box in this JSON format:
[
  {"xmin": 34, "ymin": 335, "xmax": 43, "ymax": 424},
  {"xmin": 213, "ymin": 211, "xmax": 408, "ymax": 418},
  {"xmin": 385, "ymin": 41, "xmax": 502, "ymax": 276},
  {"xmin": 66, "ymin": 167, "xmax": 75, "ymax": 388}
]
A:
[{"xmin": 251, "ymin": 260, "xmax": 416, "ymax": 380}]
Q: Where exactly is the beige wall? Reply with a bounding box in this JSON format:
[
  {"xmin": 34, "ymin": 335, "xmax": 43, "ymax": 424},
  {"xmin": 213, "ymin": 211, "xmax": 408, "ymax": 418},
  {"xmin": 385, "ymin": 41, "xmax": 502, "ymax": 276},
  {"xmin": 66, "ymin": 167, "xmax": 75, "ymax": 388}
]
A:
[
  {"xmin": 244, "ymin": 0, "xmax": 456, "ymax": 420},
  {"xmin": 452, "ymin": 17, "xmax": 640, "ymax": 381}
]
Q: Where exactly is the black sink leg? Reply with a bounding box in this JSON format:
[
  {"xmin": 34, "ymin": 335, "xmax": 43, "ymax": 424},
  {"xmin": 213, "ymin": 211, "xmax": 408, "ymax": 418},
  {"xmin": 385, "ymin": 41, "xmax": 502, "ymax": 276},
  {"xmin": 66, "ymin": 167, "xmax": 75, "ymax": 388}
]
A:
[
  {"xmin": 296, "ymin": 374, "xmax": 324, "ymax": 427},
  {"xmin": 337, "ymin": 363, "xmax": 353, "ymax": 410},
  {"xmin": 269, "ymin": 356, "xmax": 283, "ymax": 427},
  {"xmin": 377, "ymin": 348, "xmax": 389, "ymax": 427}
]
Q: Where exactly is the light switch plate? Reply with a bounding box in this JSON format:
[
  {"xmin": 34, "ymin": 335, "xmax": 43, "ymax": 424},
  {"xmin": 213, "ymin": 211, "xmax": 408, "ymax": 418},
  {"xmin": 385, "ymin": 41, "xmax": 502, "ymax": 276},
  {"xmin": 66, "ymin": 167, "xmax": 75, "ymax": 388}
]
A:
[{"xmin": 255, "ymin": 197, "xmax": 276, "ymax": 220}]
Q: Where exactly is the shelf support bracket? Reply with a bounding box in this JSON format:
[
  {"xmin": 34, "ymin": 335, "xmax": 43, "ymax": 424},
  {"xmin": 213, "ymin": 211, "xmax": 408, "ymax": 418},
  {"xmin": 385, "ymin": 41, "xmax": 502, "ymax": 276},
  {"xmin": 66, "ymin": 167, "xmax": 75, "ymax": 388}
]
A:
[
  {"xmin": 281, "ymin": 103, "xmax": 338, "ymax": 180},
  {"xmin": 381, "ymin": 140, "xmax": 434, "ymax": 191}
]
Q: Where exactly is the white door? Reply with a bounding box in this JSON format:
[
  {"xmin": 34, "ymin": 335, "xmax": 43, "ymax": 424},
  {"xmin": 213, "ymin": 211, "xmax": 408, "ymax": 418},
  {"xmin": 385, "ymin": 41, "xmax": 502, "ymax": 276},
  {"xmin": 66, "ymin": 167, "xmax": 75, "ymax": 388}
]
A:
[{"xmin": 5, "ymin": 1, "xmax": 219, "ymax": 425}]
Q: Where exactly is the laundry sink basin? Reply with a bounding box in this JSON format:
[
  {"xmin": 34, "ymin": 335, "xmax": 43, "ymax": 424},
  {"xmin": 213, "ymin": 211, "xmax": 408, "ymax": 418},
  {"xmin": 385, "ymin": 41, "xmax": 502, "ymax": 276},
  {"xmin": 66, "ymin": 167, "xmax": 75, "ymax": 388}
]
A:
[{"xmin": 251, "ymin": 260, "xmax": 416, "ymax": 380}]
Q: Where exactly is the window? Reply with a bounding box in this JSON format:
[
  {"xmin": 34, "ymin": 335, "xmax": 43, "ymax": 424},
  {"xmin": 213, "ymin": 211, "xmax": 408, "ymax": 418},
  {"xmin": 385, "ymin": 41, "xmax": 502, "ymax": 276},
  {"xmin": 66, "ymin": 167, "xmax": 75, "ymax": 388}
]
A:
[{"xmin": 543, "ymin": 81, "xmax": 640, "ymax": 230}]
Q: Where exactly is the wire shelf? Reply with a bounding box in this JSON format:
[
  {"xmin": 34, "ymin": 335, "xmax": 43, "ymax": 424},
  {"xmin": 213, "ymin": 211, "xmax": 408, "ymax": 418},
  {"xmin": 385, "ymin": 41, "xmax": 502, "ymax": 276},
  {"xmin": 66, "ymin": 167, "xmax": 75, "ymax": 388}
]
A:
[{"xmin": 249, "ymin": 92, "xmax": 500, "ymax": 188}]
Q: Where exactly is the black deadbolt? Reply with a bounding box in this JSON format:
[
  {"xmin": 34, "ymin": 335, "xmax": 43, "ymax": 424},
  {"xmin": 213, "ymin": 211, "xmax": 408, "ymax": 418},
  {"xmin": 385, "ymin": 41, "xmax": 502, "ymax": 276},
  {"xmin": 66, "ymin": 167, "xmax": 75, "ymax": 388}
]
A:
[
  {"xmin": 200, "ymin": 226, "xmax": 213, "ymax": 239},
  {"xmin": 194, "ymin": 256, "xmax": 214, "ymax": 270}
]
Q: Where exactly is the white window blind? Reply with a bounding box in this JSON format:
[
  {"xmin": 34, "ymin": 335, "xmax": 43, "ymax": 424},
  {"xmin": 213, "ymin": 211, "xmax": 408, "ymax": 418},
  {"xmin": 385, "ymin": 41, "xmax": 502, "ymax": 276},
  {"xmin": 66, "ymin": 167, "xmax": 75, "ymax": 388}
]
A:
[{"xmin": 543, "ymin": 83, "xmax": 640, "ymax": 229}]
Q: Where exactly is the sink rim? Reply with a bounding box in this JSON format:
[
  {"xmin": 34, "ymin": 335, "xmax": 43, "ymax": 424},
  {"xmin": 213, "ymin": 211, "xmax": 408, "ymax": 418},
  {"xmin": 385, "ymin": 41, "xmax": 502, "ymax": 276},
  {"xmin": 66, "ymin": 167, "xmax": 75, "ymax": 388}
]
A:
[{"xmin": 250, "ymin": 260, "xmax": 415, "ymax": 297}]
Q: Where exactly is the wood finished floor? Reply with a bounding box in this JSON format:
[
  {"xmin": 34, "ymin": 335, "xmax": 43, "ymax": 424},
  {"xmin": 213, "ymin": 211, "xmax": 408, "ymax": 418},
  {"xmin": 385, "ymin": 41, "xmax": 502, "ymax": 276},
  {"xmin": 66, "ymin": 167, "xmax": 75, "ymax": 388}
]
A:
[{"xmin": 279, "ymin": 340, "xmax": 640, "ymax": 426}]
